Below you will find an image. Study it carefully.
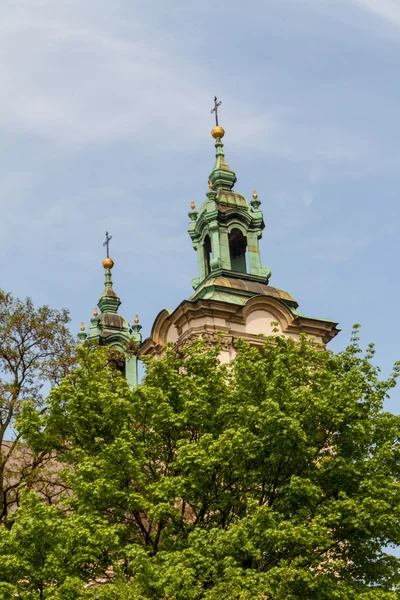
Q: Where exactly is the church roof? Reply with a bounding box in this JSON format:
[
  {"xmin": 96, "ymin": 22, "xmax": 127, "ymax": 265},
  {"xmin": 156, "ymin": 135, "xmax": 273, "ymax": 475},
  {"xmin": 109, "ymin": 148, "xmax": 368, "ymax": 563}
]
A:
[{"xmin": 191, "ymin": 274, "xmax": 298, "ymax": 307}]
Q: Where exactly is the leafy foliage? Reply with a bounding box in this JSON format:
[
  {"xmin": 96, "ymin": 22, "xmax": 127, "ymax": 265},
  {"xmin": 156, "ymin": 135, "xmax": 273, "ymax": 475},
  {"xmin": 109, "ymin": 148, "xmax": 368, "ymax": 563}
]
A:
[
  {"xmin": 3, "ymin": 328, "xmax": 400, "ymax": 598},
  {"xmin": 0, "ymin": 290, "xmax": 75, "ymax": 524}
]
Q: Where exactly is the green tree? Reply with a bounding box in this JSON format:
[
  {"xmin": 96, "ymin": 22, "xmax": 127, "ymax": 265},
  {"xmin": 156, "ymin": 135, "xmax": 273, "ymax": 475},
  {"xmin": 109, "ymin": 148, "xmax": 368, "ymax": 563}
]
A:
[
  {"xmin": 0, "ymin": 491, "xmax": 118, "ymax": 600},
  {"xmin": 0, "ymin": 290, "xmax": 75, "ymax": 525},
  {"xmin": 6, "ymin": 328, "xmax": 400, "ymax": 599}
]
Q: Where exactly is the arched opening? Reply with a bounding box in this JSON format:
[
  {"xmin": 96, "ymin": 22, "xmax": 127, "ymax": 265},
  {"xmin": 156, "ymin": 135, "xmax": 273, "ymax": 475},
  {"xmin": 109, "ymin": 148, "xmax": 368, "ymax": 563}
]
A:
[
  {"xmin": 229, "ymin": 228, "xmax": 247, "ymax": 273},
  {"xmin": 204, "ymin": 235, "xmax": 212, "ymax": 276},
  {"xmin": 118, "ymin": 359, "xmax": 126, "ymax": 378},
  {"xmin": 107, "ymin": 345, "xmax": 126, "ymax": 377}
]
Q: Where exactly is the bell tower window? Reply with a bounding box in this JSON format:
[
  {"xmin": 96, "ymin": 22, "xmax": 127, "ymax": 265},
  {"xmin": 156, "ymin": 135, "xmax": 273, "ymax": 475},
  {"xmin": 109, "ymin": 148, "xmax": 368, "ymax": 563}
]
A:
[
  {"xmin": 204, "ymin": 235, "xmax": 212, "ymax": 276},
  {"xmin": 229, "ymin": 228, "xmax": 247, "ymax": 274}
]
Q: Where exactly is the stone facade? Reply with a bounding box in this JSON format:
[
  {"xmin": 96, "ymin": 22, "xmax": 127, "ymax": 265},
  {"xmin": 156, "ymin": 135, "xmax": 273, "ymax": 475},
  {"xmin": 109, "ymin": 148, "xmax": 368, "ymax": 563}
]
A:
[{"xmin": 141, "ymin": 291, "xmax": 338, "ymax": 363}]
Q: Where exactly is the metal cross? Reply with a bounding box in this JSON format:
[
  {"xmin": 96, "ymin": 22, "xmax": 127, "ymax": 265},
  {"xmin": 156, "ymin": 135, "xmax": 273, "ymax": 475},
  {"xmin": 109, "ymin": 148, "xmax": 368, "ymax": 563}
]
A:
[
  {"xmin": 211, "ymin": 96, "xmax": 222, "ymax": 126},
  {"xmin": 103, "ymin": 231, "xmax": 112, "ymax": 258}
]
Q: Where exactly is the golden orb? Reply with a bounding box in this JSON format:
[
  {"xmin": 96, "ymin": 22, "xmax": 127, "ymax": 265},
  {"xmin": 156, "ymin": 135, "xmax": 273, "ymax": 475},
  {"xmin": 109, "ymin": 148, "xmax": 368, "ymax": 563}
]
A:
[
  {"xmin": 252, "ymin": 190, "xmax": 258, "ymax": 199},
  {"xmin": 80, "ymin": 322, "xmax": 85, "ymax": 332},
  {"xmin": 93, "ymin": 307, "xmax": 98, "ymax": 317},
  {"xmin": 208, "ymin": 179, "xmax": 213, "ymax": 189},
  {"xmin": 102, "ymin": 257, "xmax": 114, "ymax": 269},
  {"xmin": 190, "ymin": 201, "xmax": 195, "ymax": 210},
  {"xmin": 211, "ymin": 125, "xmax": 225, "ymax": 139},
  {"xmin": 134, "ymin": 314, "xmax": 139, "ymax": 324}
]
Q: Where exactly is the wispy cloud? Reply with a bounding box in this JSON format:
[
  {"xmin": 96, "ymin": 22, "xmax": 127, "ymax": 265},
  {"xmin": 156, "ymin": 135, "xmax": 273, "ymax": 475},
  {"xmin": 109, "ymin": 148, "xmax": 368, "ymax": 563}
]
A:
[
  {"xmin": 351, "ymin": 0, "xmax": 400, "ymax": 27},
  {"xmin": 0, "ymin": 0, "xmax": 378, "ymax": 168},
  {"xmin": 0, "ymin": 1, "xmax": 215, "ymax": 146}
]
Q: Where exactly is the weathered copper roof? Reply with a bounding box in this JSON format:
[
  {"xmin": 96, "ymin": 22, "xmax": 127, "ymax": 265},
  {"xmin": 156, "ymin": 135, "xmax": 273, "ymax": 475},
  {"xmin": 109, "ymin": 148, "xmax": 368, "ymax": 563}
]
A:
[
  {"xmin": 99, "ymin": 313, "xmax": 128, "ymax": 329},
  {"xmin": 103, "ymin": 287, "xmax": 119, "ymax": 298},
  {"xmin": 191, "ymin": 275, "xmax": 298, "ymax": 308},
  {"xmin": 216, "ymin": 190, "xmax": 249, "ymax": 209}
]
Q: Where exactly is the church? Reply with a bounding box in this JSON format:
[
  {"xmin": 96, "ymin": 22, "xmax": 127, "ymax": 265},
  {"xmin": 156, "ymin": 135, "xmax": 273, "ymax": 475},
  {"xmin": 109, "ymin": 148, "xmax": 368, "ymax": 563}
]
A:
[{"xmin": 78, "ymin": 100, "xmax": 339, "ymax": 386}]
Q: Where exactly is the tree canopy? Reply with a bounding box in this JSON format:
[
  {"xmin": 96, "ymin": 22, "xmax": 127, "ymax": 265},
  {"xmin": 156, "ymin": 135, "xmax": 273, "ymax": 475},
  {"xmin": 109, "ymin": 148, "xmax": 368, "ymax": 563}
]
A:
[
  {"xmin": 1, "ymin": 327, "xmax": 400, "ymax": 599},
  {"xmin": 0, "ymin": 289, "xmax": 75, "ymax": 525}
]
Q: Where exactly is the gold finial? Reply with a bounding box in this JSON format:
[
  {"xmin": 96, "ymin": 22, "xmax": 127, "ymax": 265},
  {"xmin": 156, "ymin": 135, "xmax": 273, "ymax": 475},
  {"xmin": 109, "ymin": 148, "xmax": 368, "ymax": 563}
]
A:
[
  {"xmin": 102, "ymin": 257, "xmax": 114, "ymax": 269},
  {"xmin": 190, "ymin": 201, "xmax": 195, "ymax": 210},
  {"xmin": 252, "ymin": 190, "xmax": 258, "ymax": 199},
  {"xmin": 210, "ymin": 97, "xmax": 224, "ymax": 138},
  {"xmin": 80, "ymin": 322, "xmax": 85, "ymax": 332},
  {"xmin": 102, "ymin": 232, "xmax": 114, "ymax": 269},
  {"xmin": 208, "ymin": 179, "xmax": 213, "ymax": 189},
  {"xmin": 134, "ymin": 314, "xmax": 139, "ymax": 324},
  {"xmin": 211, "ymin": 125, "xmax": 225, "ymax": 139},
  {"xmin": 93, "ymin": 307, "xmax": 98, "ymax": 317}
]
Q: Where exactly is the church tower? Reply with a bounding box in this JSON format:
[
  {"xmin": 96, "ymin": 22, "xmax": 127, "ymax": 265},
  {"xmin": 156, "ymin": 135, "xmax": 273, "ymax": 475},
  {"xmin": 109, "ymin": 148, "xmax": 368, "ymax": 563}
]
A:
[
  {"xmin": 78, "ymin": 234, "xmax": 142, "ymax": 387},
  {"xmin": 141, "ymin": 101, "xmax": 339, "ymax": 361},
  {"xmin": 188, "ymin": 125, "xmax": 272, "ymax": 294}
]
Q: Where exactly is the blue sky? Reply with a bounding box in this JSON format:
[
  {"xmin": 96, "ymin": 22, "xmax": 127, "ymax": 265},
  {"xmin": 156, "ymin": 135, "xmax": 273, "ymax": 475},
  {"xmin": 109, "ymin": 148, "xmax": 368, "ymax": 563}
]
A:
[{"xmin": 1, "ymin": 0, "xmax": 400, "ymax": 411}]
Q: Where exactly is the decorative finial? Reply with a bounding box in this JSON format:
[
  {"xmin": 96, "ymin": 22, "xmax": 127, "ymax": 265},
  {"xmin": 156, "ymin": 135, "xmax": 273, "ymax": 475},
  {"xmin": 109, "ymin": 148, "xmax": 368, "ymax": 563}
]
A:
[
  {"xmin": 102, "ymin": 257, "xmax": 114, "ymax": 269},
  {"xmin": 80, "ymin": 322, "xmax": 85, "ymax": 332},
  {"xmin": 211, "ymin": 126, "xmax": 225, "ymax": 139},
  {"xmin": 103, "ymin": 231, "xmax": 112, "ymax": 258},
  {"xmin": 132, "ymin": 313, "xmax": 142, "ymax": 342},
  {"xmin": 251, "ymin": 190, "xmax": 261, "ymax": 211},
  {"xmin": 93, "ymin": 307, "xmax": 98, "ymax": 317},
  {"xmin": 208, "ymin": 179, "xmax": 213, "ymax": 189},
  {"xmin": 102, "ymin": 231, "xmax": 114, "ymax": 269},
  {"xmin": 189, "ymin": 200, "xmax": 198, "ymax": 222},
  {"xmin": 211, "ymin": 96, "xmax": 222, "ymax": 126},
  {"xmin": 211, "ymin": 96, "xmax": 225, "ymax": 139}
]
